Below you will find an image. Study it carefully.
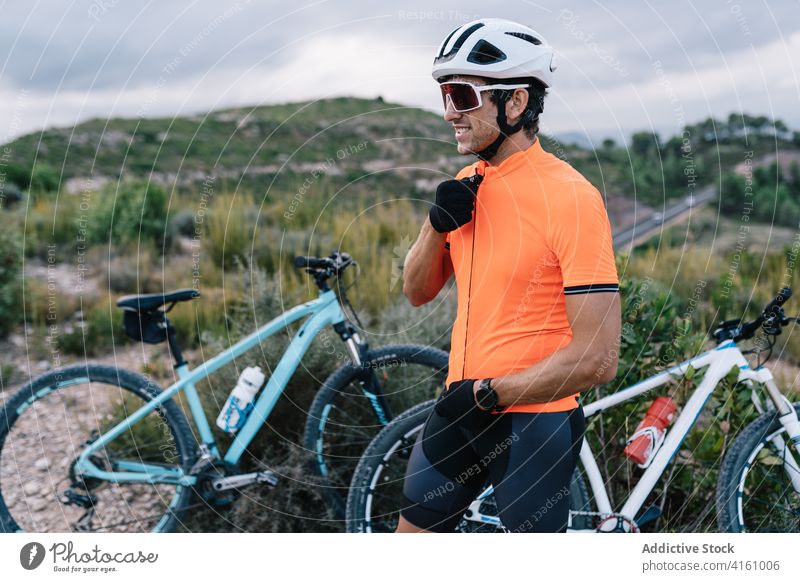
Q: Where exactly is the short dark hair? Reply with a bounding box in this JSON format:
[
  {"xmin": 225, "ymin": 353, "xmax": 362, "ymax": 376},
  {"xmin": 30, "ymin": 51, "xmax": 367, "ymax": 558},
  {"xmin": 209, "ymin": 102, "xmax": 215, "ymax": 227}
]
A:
[{"xmin": 487, "ymin": 78, "xmax": 547, "ymax": 139}]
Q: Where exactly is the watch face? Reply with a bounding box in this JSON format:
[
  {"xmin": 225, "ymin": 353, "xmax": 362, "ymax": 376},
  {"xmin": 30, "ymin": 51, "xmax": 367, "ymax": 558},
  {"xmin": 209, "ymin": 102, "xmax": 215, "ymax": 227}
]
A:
[{"xmin": 478, "ymin": 383, "xmax": 497, "ymax": 409}]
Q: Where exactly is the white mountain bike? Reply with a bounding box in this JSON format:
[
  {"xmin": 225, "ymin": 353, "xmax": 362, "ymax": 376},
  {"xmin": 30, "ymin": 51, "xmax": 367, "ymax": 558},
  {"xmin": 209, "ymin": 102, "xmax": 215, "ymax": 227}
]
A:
[{"xmin": 346, "ymin": 288, "xmax": 800, "ymax": 533}]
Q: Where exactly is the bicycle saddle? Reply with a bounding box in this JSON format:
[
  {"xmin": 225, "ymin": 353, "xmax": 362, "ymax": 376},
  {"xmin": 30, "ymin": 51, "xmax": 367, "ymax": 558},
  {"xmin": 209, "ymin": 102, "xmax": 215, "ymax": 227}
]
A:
[{"xmin": 116, "ymin": 288, "xmax": 200, "ymax": 312}]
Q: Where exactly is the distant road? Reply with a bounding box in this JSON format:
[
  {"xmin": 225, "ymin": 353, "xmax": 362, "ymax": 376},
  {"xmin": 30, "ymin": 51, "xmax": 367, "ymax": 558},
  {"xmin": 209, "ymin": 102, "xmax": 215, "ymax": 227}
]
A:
[{"xmin": 612, "ymin": 185, "xmax": 717, "ymax": 251}]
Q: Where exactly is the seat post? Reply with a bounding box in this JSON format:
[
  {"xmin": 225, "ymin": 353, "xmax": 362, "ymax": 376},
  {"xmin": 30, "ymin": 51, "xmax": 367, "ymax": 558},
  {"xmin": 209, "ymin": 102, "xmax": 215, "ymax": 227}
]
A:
[{"xmin": 166, "ymin": 323, "xmax": 186, "ymax": 368}]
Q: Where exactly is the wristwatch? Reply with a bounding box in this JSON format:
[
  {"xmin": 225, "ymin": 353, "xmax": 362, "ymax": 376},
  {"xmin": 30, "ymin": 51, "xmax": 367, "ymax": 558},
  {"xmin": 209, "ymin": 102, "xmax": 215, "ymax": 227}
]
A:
[{"xmin": 475, "ymin": 378, "xmax": 500, "ymax": 411}]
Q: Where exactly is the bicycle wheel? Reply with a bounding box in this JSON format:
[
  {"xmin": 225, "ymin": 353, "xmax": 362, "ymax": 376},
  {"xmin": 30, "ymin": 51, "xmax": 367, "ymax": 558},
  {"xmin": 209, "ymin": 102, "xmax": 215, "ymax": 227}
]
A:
[
  {"xmin": 303, "ymin": 344, "xmax": 448, "ymax": 520},
  {"xmin": 345, "ymin": 399, "xmax": 591, "ymax": 533},
  {"xmin": 716, "ymin": 403, "xmax": 800, "ymax": 532},
  {"xmin": 0, "ymin": 364, "xmax": 197, "ymax": 532}
]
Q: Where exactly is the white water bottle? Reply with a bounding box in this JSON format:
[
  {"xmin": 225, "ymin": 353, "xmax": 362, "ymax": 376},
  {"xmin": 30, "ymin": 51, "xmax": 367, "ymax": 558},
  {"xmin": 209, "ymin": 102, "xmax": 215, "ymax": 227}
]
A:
[{"xmin": 216, "ymin": 366, "xmax": 266, "ymax": 433}]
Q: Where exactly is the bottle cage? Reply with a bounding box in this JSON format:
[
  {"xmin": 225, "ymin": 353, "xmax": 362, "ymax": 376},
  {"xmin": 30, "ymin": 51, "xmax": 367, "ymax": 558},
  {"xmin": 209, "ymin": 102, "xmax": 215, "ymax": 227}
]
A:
[{"xmin": 625, "ymin": 426, "xmax": 667, "ymax": 469}]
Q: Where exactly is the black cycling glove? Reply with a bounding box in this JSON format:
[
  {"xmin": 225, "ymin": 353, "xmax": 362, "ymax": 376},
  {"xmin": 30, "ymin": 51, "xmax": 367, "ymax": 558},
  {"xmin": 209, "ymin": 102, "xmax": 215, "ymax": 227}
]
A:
[
  {"xmin": 434, "ymin": 379, "xmax": 491, "ymax": 431},
  {"xmin": 428, "ymin": 174, "xmax": 483, "ymax": 233}
]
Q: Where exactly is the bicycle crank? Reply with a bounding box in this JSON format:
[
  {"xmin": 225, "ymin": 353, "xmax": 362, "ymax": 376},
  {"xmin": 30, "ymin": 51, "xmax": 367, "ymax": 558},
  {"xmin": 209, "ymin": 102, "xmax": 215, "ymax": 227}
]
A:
[
  {"xmin": 194, "ymin": 460, "xmax": 279, "ymax": 508},
  {"xmin": 211, "ymin": 470, "xmax": 279, "ymax": 491}
]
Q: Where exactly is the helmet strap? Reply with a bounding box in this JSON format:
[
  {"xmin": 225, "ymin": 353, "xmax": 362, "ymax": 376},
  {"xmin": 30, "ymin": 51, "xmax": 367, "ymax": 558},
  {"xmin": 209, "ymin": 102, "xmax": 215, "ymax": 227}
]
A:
[{"xmin": 474, "ymin": 91, "xmax": 541, "ymax": 163}]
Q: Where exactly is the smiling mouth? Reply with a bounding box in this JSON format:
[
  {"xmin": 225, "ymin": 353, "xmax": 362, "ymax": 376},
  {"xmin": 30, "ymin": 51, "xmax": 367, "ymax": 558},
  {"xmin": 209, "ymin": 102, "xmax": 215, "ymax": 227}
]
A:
[{"xmin": 454, "ymin": 127, "xmax": 470, "ymax": 138}]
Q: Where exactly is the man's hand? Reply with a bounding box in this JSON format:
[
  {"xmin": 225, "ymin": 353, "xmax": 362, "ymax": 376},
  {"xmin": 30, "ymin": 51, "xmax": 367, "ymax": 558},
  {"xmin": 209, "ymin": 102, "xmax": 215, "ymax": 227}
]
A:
[
  {"xmin": 434, "ymin": 379, "xmax": 490, "ymax": 430},
  {"xmin": 429, "ymin": 174, "xmax": 483, "ymax": 233}
]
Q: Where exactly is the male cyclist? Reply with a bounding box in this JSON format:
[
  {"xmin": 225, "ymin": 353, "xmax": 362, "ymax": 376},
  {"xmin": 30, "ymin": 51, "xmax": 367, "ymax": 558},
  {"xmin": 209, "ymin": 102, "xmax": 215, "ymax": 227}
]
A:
[{"xmin": 400, "ymin": 18, "xmax": 621, "ymax": 533}]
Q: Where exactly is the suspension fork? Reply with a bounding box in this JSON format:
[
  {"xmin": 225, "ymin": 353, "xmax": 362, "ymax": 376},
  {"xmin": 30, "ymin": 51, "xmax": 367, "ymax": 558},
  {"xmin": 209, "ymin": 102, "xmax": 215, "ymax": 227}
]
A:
[
  {"xmin": 358, "ymin": 368, "xmax": 395, "ymax": 425},
  {"xmin": 333, "ymin": 322, "xmax": 394, "ymax": 425},
  {"xmin": 759, "ymin": 376, "xmax": 800, "ymax": 494},
  {"xmin": 334, "ymin": 321, "xmax": 365, "ymax": 365}
]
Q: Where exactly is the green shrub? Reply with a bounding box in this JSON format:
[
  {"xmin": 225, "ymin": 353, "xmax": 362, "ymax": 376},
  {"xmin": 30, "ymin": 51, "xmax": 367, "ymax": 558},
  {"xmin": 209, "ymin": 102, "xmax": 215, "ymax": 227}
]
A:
[
  {"xmin": 720, "ymin": 161, "xmax": 800, "ymax": 227},
  {"xmin": 57, "ymin": 298, "xmax": 122, "ymax": 356},
  {"xmin": 28, "ymin": 164, "xmax": 61, "ymax": 197},
  {"xmin": 86, "ymin": 180, "xmax": 174, "ymax": 251},
  {"xmin": 167, "ymin": 288, "xmax": 231, "ymax": 349},
  {"xmin": 0, "ymin": 224, "xmax": 22, "ymax": 336},
  {"xmin": 203, "ymin": 194, "xmax": 252, "ymax": 268},
  {"xmin": 105, "ymin": 244, "xmax": 164, "ymax": 294},
  {"xmin": 370, "ymin": 286, "xmax": 456, "ymax": 350},
  {"xmin": 22, "ymin": 277, "xmax": 82, "ymax": 327},
  {"xmin": 0, "ymin": 362, "xmax": 15, "ymax": 387},
  {"xmin": 170, "ymin": 209, "xmax": 197, "ymax": 238}
]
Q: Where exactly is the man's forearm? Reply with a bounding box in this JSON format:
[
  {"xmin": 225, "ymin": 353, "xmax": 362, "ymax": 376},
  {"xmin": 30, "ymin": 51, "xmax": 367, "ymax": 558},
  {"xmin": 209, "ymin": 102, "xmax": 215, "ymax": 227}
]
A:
[
  {"xmin": 490, "ymin": 340, "xmax": 616, "ymax": 406},
  {"xmin": 402, "ymin": 218, "xmax": 451, "ymax": 305}
]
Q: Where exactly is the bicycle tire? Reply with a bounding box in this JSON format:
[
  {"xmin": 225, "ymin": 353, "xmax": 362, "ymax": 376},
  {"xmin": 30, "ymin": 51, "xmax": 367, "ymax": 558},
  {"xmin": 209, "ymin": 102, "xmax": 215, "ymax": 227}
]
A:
[
  {"xmin": 0, "ymin": 364, "xmax": 197, "ymax": 533},
  {"xmin": 303, "ymin": 344, "xmax": 448, "ymax": 520},
  {"xmin": 345, "ymin": 399, "xmax": 592, "ymax": 533},
  {"xmin": 716, "ymin": 402, "xmax": 800, "ymax": 532}
]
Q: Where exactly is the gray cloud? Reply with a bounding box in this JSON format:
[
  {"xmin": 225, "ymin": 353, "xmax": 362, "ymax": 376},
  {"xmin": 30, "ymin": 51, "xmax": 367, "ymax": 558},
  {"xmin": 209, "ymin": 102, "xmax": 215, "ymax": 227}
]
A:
[{"xmin": 0, "ymin": 0, "xmax": 798, "ymax": 142}]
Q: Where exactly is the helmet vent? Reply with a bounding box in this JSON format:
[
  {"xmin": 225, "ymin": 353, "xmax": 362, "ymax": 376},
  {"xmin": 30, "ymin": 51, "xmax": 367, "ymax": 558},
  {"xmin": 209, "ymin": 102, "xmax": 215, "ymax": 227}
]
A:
[
  {"xmin": 504, "ymin": 31, "xmax": 542, "ymax": 45},
  {"xmin": 437, "ymin": 27, "xmax": 460, "ymax": 57},
  {"xmin": 467, "ymin": 40, "xmax": 507, "ymax": 65},
  {"xmin": 435, "ymin": 22, "xmax": 485, "ymax": 63}
]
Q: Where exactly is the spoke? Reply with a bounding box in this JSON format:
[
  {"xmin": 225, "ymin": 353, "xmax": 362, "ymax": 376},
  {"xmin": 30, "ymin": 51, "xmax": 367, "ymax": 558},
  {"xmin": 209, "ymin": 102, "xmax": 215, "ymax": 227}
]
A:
[
  {"xmin": 746, "ymin": 470, "xmax": 796, "ymax": 496},
  {"xmin": 317, "ymin": 437, "xmax": 376, "ymax": 451},
  {"xmin": 324, "ymin": 405, "xmax": 383, "ymax": 431},
  {"xmin": 741, "ymin": 443, "xmax": 800, "ymax": 532},
  {"xmin": 765, "ymin": 444, "xmax": 800, "ymax": 477},
  {"xmin": 318, "ymin": 424, "xmax": 373, "ymax": 437},
  {"xmin": 74, "ymin": 508, "xmax": 173, "ymax": 532},
  {"xmin": 1, "ymin": 380, "xmax": 187, "ymax": 533},
  {"xmin": 744, "ymin": 494, "xmax": 796, "ymax": 513}
]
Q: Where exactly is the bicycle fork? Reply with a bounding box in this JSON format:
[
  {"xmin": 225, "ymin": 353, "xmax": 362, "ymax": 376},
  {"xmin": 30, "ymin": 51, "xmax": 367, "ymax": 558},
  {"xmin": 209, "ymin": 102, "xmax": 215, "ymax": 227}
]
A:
[
  {"xmin": 336, "ymin": 322, "xmax": 395, "ymax": 425},
  {"xmin": 759, "ymin": 376, "xmax": 800, "ymax": 495}
]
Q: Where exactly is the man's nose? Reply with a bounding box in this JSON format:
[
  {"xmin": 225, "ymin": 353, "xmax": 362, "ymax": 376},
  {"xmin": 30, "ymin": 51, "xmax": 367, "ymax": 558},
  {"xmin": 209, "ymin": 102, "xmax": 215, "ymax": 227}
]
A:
[{"xmin": 442, "ymin": 95, "xmax": 461, "ymax": 122}]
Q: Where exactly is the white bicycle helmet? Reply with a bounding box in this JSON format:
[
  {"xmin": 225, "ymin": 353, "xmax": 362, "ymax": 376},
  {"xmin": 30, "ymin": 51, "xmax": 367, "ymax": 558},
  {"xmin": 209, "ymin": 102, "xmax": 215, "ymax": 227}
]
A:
[
  {"xmin": 431, "ymin": 18, "xmax": 556, "ymax": 161},
  {"xmin": 431, "ymin": 18, "xmax": 556, "ymax": 87}
]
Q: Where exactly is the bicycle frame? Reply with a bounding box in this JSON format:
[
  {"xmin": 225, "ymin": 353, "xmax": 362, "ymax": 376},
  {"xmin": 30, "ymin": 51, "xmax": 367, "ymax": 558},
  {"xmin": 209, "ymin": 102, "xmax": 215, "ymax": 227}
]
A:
[
  {"xmin": 465, "ymin": 340, "xmax": 800, "ymax": 531},
  {"xmin": 73, "ymin": 289, "xmax": 349, "ymax": 486},
  {"xmin": 575, "ymin": 340, "xmax": 800, "ymax": 530}
]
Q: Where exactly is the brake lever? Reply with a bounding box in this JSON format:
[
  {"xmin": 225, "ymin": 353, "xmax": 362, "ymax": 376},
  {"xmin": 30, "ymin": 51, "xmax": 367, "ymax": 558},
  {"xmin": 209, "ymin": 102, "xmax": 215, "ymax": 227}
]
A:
[{"xmin": 761, "ymin": 308, "xmax": 794, "ymax": 335}]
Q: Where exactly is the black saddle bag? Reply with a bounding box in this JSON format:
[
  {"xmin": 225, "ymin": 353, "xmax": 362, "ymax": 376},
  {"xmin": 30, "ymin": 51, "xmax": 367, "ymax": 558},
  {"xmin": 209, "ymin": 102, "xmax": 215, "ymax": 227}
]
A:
[{"xmin": 122, "ymin": 309, "xmax": 171, "ymax": 344}]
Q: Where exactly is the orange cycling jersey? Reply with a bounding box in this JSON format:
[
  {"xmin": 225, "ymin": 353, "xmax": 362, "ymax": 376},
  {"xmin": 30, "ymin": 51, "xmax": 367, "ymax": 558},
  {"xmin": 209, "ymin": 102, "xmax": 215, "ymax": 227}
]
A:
[{"xmin": 444, "ymin": 137, "xmax": 618, "ymax": 413}]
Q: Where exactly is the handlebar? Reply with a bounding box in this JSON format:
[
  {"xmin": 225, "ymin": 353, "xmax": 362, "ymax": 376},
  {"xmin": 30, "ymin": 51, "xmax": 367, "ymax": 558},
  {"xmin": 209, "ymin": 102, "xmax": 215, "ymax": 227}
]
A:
[
  {"xmin": 712, "ymin": 287, "xmax": 794, "ymax": 344},
  {"xmin": 293, "ymin": 256, "xmax": 335, "ymax": 270},
  {"xmin": 293, "ymin": 250, "xmax": 356, "ymax": 290},
  {"xmin": 765, "ymin": 287, "xmax": 792, "ymax": 316}
]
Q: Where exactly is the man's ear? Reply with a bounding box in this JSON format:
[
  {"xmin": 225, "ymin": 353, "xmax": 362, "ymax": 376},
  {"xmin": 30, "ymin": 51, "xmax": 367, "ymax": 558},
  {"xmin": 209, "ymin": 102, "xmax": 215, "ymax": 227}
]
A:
[{"xmin": 505, "ymin": 88, "xmax": 530, "ymax": 124}]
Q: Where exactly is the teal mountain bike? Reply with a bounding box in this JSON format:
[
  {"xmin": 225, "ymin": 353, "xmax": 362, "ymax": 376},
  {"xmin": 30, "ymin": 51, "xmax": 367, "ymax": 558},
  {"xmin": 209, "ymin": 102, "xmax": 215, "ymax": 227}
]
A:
[{"xmin": 0, "ymin": 251, "xmax": 448, "ymax": 532}]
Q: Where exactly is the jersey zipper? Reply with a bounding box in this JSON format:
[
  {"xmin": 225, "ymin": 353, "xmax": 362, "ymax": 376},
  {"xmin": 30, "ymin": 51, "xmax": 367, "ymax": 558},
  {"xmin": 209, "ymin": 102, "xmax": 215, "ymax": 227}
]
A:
[{"xmin": 461, "ymin": 171, "xmax": 481, "ymax": 380}]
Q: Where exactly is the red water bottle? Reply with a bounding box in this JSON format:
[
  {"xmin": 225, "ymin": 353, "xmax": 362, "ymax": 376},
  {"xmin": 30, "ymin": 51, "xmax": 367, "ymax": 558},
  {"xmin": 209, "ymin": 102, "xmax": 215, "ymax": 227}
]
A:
[{"xmin": 624, "ymin": 396, "xmax": 677, "ymax": 468}]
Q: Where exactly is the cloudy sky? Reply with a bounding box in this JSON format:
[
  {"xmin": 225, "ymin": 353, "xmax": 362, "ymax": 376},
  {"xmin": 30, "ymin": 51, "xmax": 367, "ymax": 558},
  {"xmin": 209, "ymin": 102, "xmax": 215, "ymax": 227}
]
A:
[{"xmin": 1, "ymin": 0, "xmax": 798, "ymax": 146}]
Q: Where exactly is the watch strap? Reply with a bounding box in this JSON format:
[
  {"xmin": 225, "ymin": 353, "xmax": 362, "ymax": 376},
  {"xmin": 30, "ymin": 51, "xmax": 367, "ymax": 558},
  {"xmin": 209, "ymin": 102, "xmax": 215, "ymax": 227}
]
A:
[{"xmin": 476, "ymin": 378, "xmax": 499, "ymax": 411}]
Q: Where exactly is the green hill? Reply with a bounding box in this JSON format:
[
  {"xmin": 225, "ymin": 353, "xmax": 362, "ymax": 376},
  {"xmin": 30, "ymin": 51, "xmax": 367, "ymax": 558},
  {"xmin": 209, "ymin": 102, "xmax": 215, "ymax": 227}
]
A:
[
  {"xmin": 4, "ymin": 98, "xmax": 800, "ymax": 228},
  {"xmin": 3, "ymin": 97, "xmax": 461, "ymax": 195}
]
